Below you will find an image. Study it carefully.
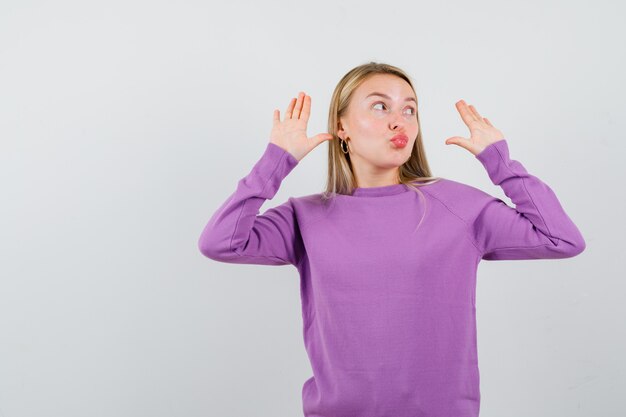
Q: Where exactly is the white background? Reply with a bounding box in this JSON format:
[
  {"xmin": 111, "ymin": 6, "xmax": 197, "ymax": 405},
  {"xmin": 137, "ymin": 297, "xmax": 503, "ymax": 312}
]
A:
[{"xmin": 1, "ymin": 0, "xmax": 623, "ymax": 416}]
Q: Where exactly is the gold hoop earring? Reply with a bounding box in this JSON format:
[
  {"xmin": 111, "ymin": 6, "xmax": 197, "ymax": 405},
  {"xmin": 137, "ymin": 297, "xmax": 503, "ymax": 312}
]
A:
[{"xmin": 340, "ymin": 137, "xmax": 349, "ymax": 154}]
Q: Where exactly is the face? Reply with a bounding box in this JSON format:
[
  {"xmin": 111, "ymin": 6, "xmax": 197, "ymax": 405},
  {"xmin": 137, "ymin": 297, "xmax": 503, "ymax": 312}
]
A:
[{"xmin": 338, "ymin": 73, "xmax": 419, "ymax": 171}]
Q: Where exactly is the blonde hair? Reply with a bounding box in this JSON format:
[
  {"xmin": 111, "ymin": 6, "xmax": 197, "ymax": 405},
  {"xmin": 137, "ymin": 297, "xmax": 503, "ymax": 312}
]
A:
[{"xmin": 321, "ymin": 61, "xmax": 442, "ymax": 202}]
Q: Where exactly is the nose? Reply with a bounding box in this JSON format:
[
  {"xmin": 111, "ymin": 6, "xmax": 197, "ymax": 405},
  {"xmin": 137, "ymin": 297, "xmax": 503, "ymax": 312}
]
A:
[{"xmin": 388, "ymin": 109, "xmax": 407, "ymax": 130}]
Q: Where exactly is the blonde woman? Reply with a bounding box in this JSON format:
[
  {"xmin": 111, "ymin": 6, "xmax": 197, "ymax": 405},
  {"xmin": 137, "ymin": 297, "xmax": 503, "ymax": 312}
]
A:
[{"xmin": 198, "ymin": 62, "xmax": 586, "ymax": 417}]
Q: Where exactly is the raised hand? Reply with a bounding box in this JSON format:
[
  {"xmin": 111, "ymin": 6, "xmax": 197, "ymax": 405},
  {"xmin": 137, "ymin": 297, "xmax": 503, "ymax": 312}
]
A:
[
  {"xmin": 270, "ymin": 92, "xmax": 334, "ymax": 162},
  {"xmin": 445, "ymin": 99, "xmax": 505, "ymax": 156}
]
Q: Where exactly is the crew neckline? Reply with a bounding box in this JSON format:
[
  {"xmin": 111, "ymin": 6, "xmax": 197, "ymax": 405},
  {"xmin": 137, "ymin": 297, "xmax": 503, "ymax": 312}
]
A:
[{"xmin": 351, "ymin": 183, "xmax": 409, "ymax": 197}]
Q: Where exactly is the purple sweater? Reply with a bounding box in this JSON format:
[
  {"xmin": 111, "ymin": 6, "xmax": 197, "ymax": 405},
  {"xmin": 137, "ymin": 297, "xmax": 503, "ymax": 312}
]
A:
[{"xmin": 198, "ymin": 139, "xmax": 585, "ymax": 417}]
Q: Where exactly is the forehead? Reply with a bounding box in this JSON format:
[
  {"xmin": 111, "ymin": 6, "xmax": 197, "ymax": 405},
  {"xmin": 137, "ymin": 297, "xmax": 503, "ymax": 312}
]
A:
[{"xmin": 354, "ymin": 74, "xmax": 415, "ymax": 99}]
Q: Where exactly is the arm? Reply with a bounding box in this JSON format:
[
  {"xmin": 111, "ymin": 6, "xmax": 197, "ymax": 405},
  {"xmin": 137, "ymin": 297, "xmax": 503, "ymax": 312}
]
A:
[
  {"xmin": 472, "ymin": 139, "xmax": 586, "ymax": 261},
  {"xmin": 197, "ymin": 142, "xmax": 302, "ymax": 266}
]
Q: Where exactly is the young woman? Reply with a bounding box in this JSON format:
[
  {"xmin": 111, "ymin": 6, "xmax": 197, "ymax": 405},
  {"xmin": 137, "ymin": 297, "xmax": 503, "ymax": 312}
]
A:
[{"xmin": 197, "ymin": 62, "xmax": 586, "ymax": 417}]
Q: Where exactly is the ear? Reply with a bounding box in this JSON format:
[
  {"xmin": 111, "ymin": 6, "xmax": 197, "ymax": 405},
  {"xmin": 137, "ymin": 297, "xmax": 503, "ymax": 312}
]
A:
[{"xmin": 336, "ymin": 120, "xmax": 346, "ymax": 140}]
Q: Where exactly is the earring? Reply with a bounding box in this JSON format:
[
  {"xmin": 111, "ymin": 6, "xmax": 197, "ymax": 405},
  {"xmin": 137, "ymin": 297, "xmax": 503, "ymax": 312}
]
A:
[{"xmin": 340, "ymin": 137, "xmax": 349, "ymax": 154}]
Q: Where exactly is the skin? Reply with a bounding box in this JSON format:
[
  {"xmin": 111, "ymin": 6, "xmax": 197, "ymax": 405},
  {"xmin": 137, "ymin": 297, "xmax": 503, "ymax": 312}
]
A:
[
  {"xmin": 269, "ymin": 75, "xmax": 506, "ymax": 188},
  {"xmin": 336, "ymin": 73, "xmax": 419, "ymax": 187}
]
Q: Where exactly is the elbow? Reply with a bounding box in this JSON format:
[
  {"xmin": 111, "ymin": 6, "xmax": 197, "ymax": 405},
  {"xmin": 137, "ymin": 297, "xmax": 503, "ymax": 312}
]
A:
[
  {"xmin": 197, "ymin": 232, "xmax": 230, "ymax": 261},
  {"xmin": 197, "ymin": 235, "xmax": 215, "ymax": 259},
  {"xmin": 557, "ymin": 234, "xmax": 586, "ymax": 258},
  {"xmin": 570, "ymin": 235, "xmax": 586, "ymax": 257},
  {"xmin": 569, "ymin": 227, "xmax": 587, "ymax": 257}
]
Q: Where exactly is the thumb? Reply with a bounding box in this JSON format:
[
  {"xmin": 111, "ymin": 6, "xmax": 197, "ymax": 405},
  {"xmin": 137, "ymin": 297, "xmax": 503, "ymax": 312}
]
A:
[
  {"xmin": 311, "ymin": 133, "xmax": 335, "ymax": 147},
  {"xmin": 445, "ymin": 136, "xmax": 468, "ymax": 148}
]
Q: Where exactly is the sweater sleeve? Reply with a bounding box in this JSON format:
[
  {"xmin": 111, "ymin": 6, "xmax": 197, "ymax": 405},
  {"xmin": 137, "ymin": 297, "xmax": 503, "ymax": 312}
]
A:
[
  {"xmin": 197, "ymin": 142, "xmax": 302, "ymax": 266},
  {"xmin": 471, "ymin": 139, "xmax": 586, "ymax": 261}
]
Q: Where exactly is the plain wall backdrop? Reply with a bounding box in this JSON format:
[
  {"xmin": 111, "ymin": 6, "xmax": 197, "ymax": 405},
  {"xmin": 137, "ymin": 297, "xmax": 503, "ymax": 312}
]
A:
[{"xmin": 1, "ymin": 0, "xmax": 624, "ymax": 416}]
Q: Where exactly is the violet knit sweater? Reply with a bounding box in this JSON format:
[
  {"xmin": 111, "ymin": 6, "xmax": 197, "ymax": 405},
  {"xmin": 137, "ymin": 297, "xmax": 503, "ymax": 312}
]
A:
[{"xmin": 197, "ymin": 139, "xmax": 585, "ymax": 417}]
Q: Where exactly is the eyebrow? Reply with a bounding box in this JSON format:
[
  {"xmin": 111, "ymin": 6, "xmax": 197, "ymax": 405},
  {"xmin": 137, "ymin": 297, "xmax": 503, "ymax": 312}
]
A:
[{"xmin": 365, "ymin": 92, "xmax": 417, "ymax": 103}]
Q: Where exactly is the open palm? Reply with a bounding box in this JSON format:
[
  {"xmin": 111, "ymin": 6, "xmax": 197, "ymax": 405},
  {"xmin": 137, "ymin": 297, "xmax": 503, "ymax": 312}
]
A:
[
  {"xmin": 270, "ymin": 92, "xmax": 334, "ymax": 162},
  {"xmin": 445, "ymin": 99, "xmax": 505, "ymax": 156}
]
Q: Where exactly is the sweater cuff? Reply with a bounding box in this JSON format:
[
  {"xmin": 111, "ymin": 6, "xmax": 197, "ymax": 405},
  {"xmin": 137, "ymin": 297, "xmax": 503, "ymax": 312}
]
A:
[
  {"xmin": 266, "ymin": 142, "xmax": 300, "ymax": 168},
  {"xmin": 248, "ymin": 142, "xmax": 299, "ymax": 197},
  {"xmin": 474, "ymin": 139, "xmax": 511, "ymax": 185}
]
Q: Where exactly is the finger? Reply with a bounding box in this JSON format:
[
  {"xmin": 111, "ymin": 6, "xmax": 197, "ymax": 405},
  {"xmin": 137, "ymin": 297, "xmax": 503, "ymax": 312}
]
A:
[
  {"xmin": 445, "ymin": 136, "xmax": 468, "ymax": 147},
  {"xmin": 311, "ymin": 132, "xmax": 334, "ymax": 147},
  {"xmin": 455, "ymin": 100, "xmax": 477, "ymax": 126},
  {"xmin": 484, "ymin": 117, "xmax": 493, "ymax": 127},
  {"xmin": 273, "ymin": 109, "xmax": 280, "ymax": 125},
  {"xmin": 446, "ymin": 136, "xmax": 480, "ymax": 155},
  {"xmin": 300, "ymin": 94, "xmax": 311, "ymax": 122},
  {"xmin": 292, "ymin": 91, "xmax": 304, "ymax": 119},
  {"xmin": 285, "ymin": 97, "xmax": 296, "ymax": 120},
  {"xmin": 468, "ymin": 104, "xmax": 484, "ymax": 121}
]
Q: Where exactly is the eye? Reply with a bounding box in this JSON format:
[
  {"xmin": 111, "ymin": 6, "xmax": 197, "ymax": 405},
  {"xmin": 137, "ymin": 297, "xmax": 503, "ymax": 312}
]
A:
[
  {"xmin": 372, "ymin": 101, "xmax": 416, "ymax": 116},
  {"xmin": 372, "ymin": 102, "xmax": 386, "ymax": 111}
]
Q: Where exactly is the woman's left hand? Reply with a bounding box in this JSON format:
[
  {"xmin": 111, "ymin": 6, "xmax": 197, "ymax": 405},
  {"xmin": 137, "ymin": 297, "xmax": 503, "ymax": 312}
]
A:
[{"xmin": 445, "ymin": 99, "xmax": 505, "ymax": 156}]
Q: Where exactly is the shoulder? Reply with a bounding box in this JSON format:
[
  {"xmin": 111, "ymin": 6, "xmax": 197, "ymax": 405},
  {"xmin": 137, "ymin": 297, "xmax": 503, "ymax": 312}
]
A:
[
  {"xmin": 288, "ymin": 192, "xmax": 329, "ymax": 207},
  {"xmin": 421, "ymin": 177, "xmax": 490, "ymax": 198},
  {"xmin": 274, "ymin": 193, "xmax": 334, "ymax": 228},
  {"xmin": 283, "ymin": 192, "xmax": 332, "ymax": 216},
  {"xmin": 420, "ymin": 177, "xmax": 500, "ymax": 220}
]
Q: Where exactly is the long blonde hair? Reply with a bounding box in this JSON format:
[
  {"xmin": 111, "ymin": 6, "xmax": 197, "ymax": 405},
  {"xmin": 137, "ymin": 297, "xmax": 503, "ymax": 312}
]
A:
[{"xmin": 322, "ymin": 62, "xmax": 442, "ymax": 201}]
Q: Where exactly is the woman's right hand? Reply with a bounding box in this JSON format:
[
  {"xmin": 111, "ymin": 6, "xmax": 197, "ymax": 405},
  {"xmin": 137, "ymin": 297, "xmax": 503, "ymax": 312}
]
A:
[{"xmin": 270, "ymin": 91, "xmax": 335, "ymax": 162}]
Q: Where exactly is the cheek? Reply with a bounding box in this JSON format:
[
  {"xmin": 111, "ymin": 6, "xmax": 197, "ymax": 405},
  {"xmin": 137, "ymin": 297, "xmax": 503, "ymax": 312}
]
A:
[
  {"xmin": 354, "ymin": 116, "xmax": 385, "ymax": 135},
  {"xmin": 353, "ymin": 115, "xmax": 375, "ymax": 131}
]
